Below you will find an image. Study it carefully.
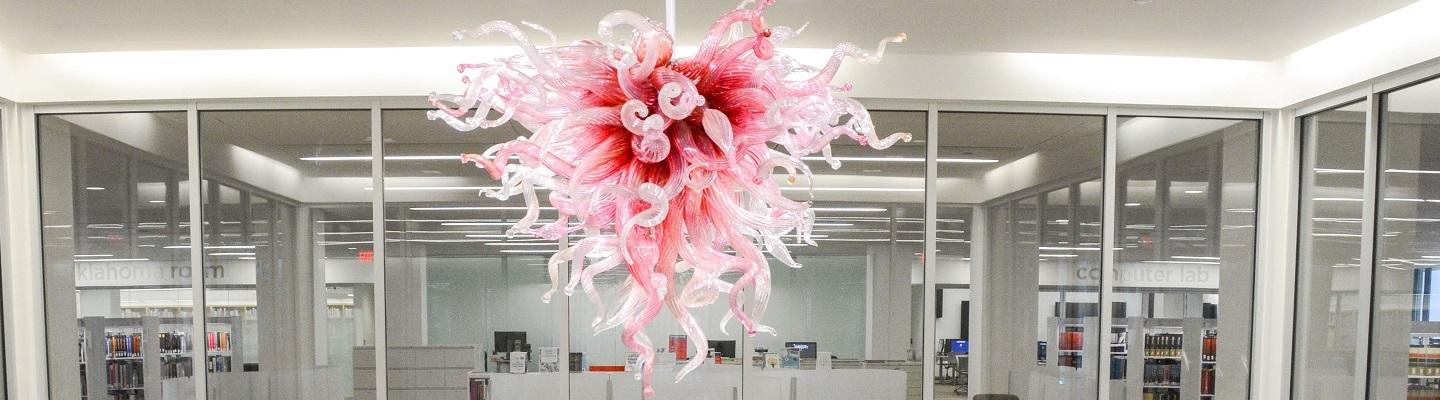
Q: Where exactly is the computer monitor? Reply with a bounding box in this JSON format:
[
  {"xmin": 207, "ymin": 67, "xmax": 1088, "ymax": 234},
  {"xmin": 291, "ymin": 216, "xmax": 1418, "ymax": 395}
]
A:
[
  {"xmin": 784, "ymin": 342, "xmax": 818, "ymax": 359},
  {"xmin": 943, "ymin": 339, "xmax": 969, "ymax": 354},
  {"xmin": 494, "ymin": 331, "xmax": 527, "ymax": 354},
  {"xmin": 707, "ymin": 340, "xmax": 737, "ymax": 358}
]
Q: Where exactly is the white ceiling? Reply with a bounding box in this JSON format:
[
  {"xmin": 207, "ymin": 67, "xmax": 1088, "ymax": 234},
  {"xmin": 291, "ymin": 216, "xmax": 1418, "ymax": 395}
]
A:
[{"xmin": 0, "ymin": 0, "xmax": 1419, "ymax": 60}]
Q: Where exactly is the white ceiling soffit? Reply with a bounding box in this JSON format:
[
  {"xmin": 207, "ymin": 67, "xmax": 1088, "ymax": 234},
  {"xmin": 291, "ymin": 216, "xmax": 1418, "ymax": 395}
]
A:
[
  {"xmin": 0, "ymin": 0, "xmax": 1417, "ymax": 60},
  {"xmin": 2, "ymin": 0, "xmax": 1439, "ymax": 107}
]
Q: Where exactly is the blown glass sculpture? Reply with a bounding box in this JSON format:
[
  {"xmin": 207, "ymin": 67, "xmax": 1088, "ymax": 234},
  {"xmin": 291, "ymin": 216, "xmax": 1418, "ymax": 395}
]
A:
[{"xmin": 429, "ymin": 0, "xmax": 907, "ymax": 396}]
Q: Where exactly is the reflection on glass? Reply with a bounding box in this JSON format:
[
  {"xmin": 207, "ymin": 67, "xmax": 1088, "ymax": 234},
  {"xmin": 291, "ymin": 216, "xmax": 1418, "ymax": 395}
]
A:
[
  {"xmin": 1294, "ymin": 101, "xmax": 1369, "ymax": 400},
  {"xmin": 200, "ymin": 110, "xmax": 373, "ymax": 399},
  {"xmin": 380, "ymin": 110, "xmax": 567, "ymax": 399},
  {"xmin": 39, "ymin": 112, "xmax": 196, "ymax": 400},
  {"xmin": 759, "ymin": 111, "xmax": 926, "ymax": 400},
  {"xmin": 1372, "ymin": 78, "xmax": 1440, "ymax": 399},
  {"xmin": 940, "ymin": 112, "xmax": 1105, "ymax": 400},
  {"xmin": 933, "ymin": 204, "xmax": 973, "ymax": 399},
  {"xmin": 1114, "ymin": 116, "xmax": 1258, "ymax": 400}
]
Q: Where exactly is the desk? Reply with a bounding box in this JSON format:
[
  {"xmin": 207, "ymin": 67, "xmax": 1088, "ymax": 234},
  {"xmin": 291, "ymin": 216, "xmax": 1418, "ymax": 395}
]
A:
[{"xmin": 468, "ymin": 365, "xmax": 907, "ymax": 400}]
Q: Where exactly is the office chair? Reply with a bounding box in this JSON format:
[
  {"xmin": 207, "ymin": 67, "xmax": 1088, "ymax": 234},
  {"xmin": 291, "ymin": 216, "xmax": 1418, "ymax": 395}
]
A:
[{"xmin": 971, "ymin": 395, "xmax": 1019, "ymax": 400}]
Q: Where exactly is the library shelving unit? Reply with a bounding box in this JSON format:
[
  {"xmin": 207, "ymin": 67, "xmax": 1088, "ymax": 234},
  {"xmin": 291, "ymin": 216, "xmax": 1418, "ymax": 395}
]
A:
[
  {"xmin": 78, "ymin": 315, "xmax": 243, "ymax": 400},
  {"xmin": 1106, "ymin": 317, "xmax": 1218, "ymax": 400},
  {"xmin": 1409, "ymin": 322, "xmax": 1440, "ymax": 400}
]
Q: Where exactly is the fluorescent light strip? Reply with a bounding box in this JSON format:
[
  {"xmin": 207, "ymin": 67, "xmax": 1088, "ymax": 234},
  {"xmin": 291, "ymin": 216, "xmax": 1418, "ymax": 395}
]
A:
[
  {"xmin": 499, "ymin": 249, "xmax": 559, "ymax": 254},
  {"xmin": 410, "ymin": 206, "xmax": 556, "ymax": 211},
  {"xmin": 74, "ymin": 258, "xmax": 149, "ymax": 263},
  {"xmin": 1139, "ymin": 260, "xmax": 1220, "ymax": 265},
  {"xmin": 484, "ymin": 242, "xmax": 559, "ymax": 247},
  {"xmin": 781, "ymin": 187, "xmax": 923, "ymax": 192},
  {"xmin": 300, "ymin": 155, "xmax": 463, "ymax": 161},
  {"xmin": 163, "ymin": 245, "xmax": 256, "ymax": 249},
  {"xmin": 74, "ymin": 254, "xmax": 115, "ymax": 258},
  {"xmin": 1387, "ymin": 217, "xmax": 1440, "ymax": 222},
  {"xmin": 1039, "ymin": 254, "xmax": 1079, "ymax": 258},
  {"xmin": 809, "ymin": 207, "xmax": 887, "ymax": 213},
  {"xmin": 1315, "ymin": 168, "xmax": 1364, "ymax": 174},
  {"xmin": 797, "ymin": 156, "xmax": 999, "ymax": 164},
  {"xmin": 396, "ymin": 239, "xmax": 498, "ymax": 243},
  {"xmin": 1172, "ymin": 256, "xmax": 1220, "ymax": 260},
  {"xmin": 366, "ymin": 186, "xmax": 500, "ymax": 191},
  {"xmin": 208, "ymin": 252, "xmax": 256, "ymax": 256},
  {"xmin": 1038, "ymin": 246, "xmax": 1101, "ymax": 252},
  {"xmin": 1313, "ymin": 197, "xmax": 1364, "ymax": 202},
  {"xmin": 1388, "ymin": 169, "xmax": 1440, "ymax": 174}
]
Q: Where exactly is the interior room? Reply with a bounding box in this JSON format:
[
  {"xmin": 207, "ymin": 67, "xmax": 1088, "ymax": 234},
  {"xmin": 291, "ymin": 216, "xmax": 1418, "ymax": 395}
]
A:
[{"xmin": 2, "ymin": 1, "xmax": 1440, "ymax": 400}]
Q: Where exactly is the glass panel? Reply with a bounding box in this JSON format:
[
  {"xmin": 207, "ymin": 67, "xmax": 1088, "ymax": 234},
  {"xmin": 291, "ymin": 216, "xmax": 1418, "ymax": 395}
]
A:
[
  {"xmin": 380, "ymin": 110, "xmax": 566, "ymax": 400},
  {"xmin": 1113, "ymin": 116, "xmax": 1259, "ymax": 400},
  {"xmin": 200, "ymin": 110, "xmax": 374, "ymax": 399},
  {"xmin": 39, "ymin": 112, "xmax": 195, "ymax": 400},
  {"xmin": 741, "ymin": 110, "xmax": 926, "ymax": 400},
  {"xmin": 939, "ymin": 112, "xmax": 1105, "ymax": 400},
  {"xmin": 1294, "ymin": 101, "xmax": 1370, "ymax": 400},
  {"xmin": 1372, "ymin": 78, "xmax": 1440, "ymax": 399},
  {"xmin": 933, "ymin": 203, "xmax": 973, "ymax": 400}
]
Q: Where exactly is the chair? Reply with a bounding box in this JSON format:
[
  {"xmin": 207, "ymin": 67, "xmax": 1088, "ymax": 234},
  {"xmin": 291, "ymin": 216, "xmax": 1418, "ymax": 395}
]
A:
[
  {"xmin": 950, "ymin": 354, "xmax": 968, "ymax": 395},
  {"xmin": 971, "ymin": 395, "xmax": 1019, "ymax": 400}
]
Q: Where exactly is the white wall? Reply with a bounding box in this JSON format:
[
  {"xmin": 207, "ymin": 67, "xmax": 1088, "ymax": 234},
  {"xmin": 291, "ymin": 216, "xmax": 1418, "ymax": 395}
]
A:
[{"xmin": 0, "ymin": 40, "xmax": 17, "ymax": 101}]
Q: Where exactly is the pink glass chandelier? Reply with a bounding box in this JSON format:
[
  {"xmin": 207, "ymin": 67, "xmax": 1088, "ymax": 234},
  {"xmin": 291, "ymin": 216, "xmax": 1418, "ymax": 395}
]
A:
[{"xmin": 429, "ymin": 1, "xmax": 908, "ymax": 396}]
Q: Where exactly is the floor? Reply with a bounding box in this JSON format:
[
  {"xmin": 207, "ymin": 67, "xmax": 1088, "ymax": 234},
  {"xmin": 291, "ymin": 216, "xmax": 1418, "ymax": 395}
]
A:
[{"xmin": 935, "ymin": 384, "xmax": 967, "ymax": 400}]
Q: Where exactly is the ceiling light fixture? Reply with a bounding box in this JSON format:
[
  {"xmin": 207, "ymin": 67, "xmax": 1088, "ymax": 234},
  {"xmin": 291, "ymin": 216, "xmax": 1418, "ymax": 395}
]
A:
[
  {"xmin": 809, "ymin": 207, "xmax": 888, "ymax": 213},
  {"xmin": 365, "ymin": 186, "xmax": 502, "ymax": 191},
  {"xmin": 797, "ymin": 156, "xmax": 998, "ymax": 164},
  {"xmin": 410, "ymin": 206, "xmax": 556, "ymax": 211},
  {"xmin": 780, "ymin": 187, "xmax": 923, "ymax": 192},
  {"xmin": 299, "ymin": 155, "xmax": 464, "ymax": 161}
]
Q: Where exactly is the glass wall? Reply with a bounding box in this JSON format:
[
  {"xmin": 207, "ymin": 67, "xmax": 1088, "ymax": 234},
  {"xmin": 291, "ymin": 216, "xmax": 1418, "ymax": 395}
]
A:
[
  {"xmin": 381, "ymin": 110, "xmax": 566, "ymax": 400},
  {"xmin": 940, "ymin": 112, "xmax": 1106, "ymax": 400},
  {"xmin": 745, "ymin": 110, "xmax": 928, "ymax": 400},
  {"xmin": 1293, "ymin": 101, "xmax": 1370, "ymax": 400},
  {"xmin": 199, "ymin": 110, "xmax": 374, "ymax": 399},
  {"xmin": 39, "ymin": 112, "xmax": 196, "ymax": 400},
  {"xmin": 1113, "ymin": 116, "xmax": 1259, "ymax": 400},
  {"xmin": 1372, "ymin": 77, "xmax": 1440, "ymax": 399},
  {"xmin": 931, "ymin": 203, "xmax": 973, "ymax": 400},
  {"xmin": 29, "ymin": 103, "xmax": 1272, "ymax": 400}
]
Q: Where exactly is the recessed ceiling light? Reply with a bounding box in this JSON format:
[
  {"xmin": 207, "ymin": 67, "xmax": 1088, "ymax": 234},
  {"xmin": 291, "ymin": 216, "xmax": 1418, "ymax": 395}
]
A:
[{"xmin": 1184, "ymin": 190, "xmax": 1204, "ymax": 194}]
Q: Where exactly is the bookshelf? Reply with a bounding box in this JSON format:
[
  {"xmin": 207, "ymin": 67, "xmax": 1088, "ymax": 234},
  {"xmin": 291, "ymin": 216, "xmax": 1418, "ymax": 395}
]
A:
[
  {"xmin": 1408, "ymin": 322, "xmax": 1440, "ymax": 400},
  {"xmin": 78, "ymin": 315, "xmax": 243, "ymax": 400},
  {"xmin": 1043, "ymin": 317, "xmax": 1100, "ymax": 372},
  {"xmin": 1106, "ymin": 317, "xmax": 1219, "ymax": 400}
]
